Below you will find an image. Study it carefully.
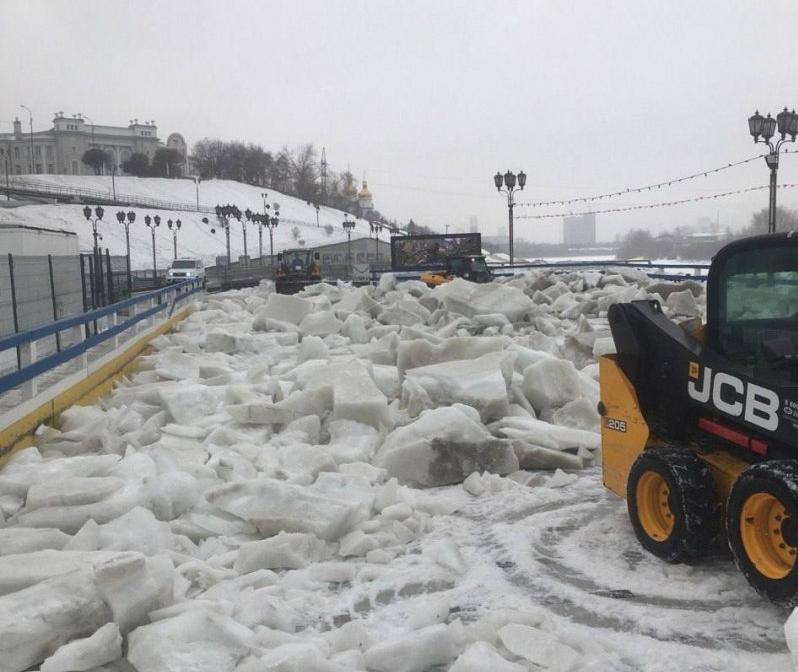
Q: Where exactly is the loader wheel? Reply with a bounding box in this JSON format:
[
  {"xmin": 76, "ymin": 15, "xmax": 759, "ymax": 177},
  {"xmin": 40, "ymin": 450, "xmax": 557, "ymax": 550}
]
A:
[
  {"xmin": 626, "ymin": 449, "xmax": 720, "ymax": 562},
  {"xmin": 727, "ymin": 460, "xmax": 798, "ymax": 605}
]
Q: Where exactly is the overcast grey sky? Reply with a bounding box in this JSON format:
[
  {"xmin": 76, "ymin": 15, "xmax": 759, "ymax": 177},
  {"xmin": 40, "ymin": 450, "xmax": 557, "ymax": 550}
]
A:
[{"xmin": 3, "ymin": 0, "xmax": 798, "ymax": 242}]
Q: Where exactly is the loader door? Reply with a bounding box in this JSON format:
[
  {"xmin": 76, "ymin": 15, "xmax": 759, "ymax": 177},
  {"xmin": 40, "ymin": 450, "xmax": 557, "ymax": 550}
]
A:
[{"xmin": 708, "ymin": 235, "xmax": 798, "ymax": 386}]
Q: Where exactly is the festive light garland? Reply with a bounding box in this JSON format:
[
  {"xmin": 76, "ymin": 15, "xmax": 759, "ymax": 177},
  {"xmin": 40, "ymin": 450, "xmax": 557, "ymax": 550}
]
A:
[
  {"xmin": 515, "ymin": 154, "xmax": 768, "ymax": 208},
  {"xmin": 514, "ymin": 183, "xmax": 798, "ymax": 220}
]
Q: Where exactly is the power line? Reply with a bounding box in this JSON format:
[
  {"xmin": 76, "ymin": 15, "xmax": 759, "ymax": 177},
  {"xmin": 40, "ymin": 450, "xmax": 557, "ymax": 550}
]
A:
[
  {"xmin": 515, "ymin": 154, "xmax": 768, "ymax": 208},
  {"xmin": 514, "ymin": 183, "xmax": 798, "ymax": 220}
]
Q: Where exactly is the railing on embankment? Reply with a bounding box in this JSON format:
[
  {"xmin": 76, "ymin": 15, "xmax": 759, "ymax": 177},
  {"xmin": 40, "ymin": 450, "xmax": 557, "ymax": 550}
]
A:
[{"xmin": 0, "ymin": 278, "xmax": 203, "ymax": 462}]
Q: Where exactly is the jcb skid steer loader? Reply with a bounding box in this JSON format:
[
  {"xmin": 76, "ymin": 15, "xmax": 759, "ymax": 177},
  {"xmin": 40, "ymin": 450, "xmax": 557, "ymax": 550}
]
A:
[{"xmin": 600, "ymin": 232, "xmax": 798, "ymax": 604}]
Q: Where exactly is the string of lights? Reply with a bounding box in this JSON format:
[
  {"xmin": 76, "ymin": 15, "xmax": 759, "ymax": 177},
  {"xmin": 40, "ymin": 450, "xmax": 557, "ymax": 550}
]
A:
[
  {"xmin": 515, "ymin": 154, "xmax": 769, "ymax": 208},
  {"xmin": 514, "ymin": 183, "xmax": 798, "ymax": 220}
]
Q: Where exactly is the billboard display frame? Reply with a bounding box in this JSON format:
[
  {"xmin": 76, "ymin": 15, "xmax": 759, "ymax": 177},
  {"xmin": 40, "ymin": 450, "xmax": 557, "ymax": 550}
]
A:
[{"xmin": 390, "ymin": 233, "xmax": 482, "ymax": 271}]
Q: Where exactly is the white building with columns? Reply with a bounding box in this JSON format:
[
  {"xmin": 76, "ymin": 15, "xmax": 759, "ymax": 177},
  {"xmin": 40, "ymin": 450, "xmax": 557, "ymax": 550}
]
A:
[{"xmin": 0, "ymin": 112, "xmax": 187, "ymax": 177}]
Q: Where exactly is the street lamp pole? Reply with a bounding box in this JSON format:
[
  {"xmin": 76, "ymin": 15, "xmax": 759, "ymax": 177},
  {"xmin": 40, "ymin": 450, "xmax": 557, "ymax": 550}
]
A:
[
  {"xmin": 265, "ymin": 204, "xmax": 280, "ymax": 276},
  {"xmin": 343, "ymin": 217, "xmax": 355, "ymax": 279},
  {"xmin": 493, "ymin": 169, "xmax": 526, "ymax": 265},
  {"xmin": 83, "ymin": 205, "xmax": 105, "ymax": 305},
  {"xmin": 116, "ymin": 210, "xmax": 136, "ymax": 294},
  {"xmin": 193, "ymin": 176, "xmax": 201, "ymax": 210},
  {"xmin": 167, "ymin": 218, "xmax": 182, "ymax": 259},
  {"xmin": 144, "ymin": 214, "xmax": 161, "ymax": 280},
  {"xmin": 748, "ymin": 108, "xmax": 798, "ymax": 233},
  {"xmin": 370, "ymin": 221, "xmax": 383, "ymax": 261},
  {"xmin": 20, "ymin": 105, "xmax": 33, "ymax": 174},
  {"xmin": 307, "ymin": 201, "xmax": 320, "ymax": 227}
]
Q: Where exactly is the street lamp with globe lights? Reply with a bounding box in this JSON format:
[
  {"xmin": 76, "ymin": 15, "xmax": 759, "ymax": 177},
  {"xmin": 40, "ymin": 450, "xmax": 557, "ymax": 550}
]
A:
[
  {"xmin": 369, "ymin": 221, "xmax": 383, "ymax": 261},
  {"xmin": 493, "ymin": 169, "xmax": 526, "ymax": 265},
  {"xmin": 343, "ymin": 216, "xmax": 356, "ymax": 277},
  {"xmin": 307, "ymin": 201, "xmax": 321, "ymax": 227},
  {"xmin": 116, "ymin": 210, "xmax": 136, "ymax": 294},
  {"xmin": 167, "ymin": 219, "xmax": 182, "ymax": 259},
  {"xmin": 143, "ymin": 214, "xmax": 161, "ymax": 280},
  {"xmin": 748, "ymin": 108, "xmax": 798, "ymax": 233},
  {"xmin": 265, "ymin": 204, "xmax": 280, "ymax": 275},
  {"xmin": 83, "ymin": 205, "xmax": 105, "ymax": 254}
]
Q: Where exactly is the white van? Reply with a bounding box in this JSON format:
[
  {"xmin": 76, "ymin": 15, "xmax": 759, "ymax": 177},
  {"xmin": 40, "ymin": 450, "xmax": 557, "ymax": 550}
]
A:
[{"xmin": 167, "ymin": 258, "xmax": 205, "ymax": 285}]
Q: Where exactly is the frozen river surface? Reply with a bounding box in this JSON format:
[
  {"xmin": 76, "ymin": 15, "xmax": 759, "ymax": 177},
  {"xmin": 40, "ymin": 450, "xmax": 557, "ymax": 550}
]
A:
[{"xmin": 0, "ymin": 268, "xmax": 793, "ymax": 672}]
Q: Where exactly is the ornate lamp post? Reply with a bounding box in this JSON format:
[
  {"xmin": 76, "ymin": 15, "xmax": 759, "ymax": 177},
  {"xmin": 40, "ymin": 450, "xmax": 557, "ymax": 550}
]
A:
[
  {"xmin": 343, "ymin": 216, "xmax": 356, "ymax": 277},
  {"xmin": 143, "ymin": 214, "xmax": 160, "ymax": 280},
  {"xmin": 213, "ymin": 204, "xmax": 233, "ymax": 272},
  {"xmin": 167, "ymin": 218, "xmax": 182, "ymax": 259},
  {"xmin": 116, "ymin": 209, "xmax": 135, "ymax": 293},
  {"xmin": 369, "ymin": 221, "xmax": 383, "ymax": 261},
  {"xmin": 493, "ymin": 169, "xmax": 526, "ymax": 265},
  {"xmin": 265, "ymin": 204, "xmax": 280, "ymax": 275},
  {"xmin": 83, "ymin": 205, "xmax": 104, "ymax": 254},
  {"xmin": 307, "ymin": 201, "xmax": 321, "ymax": 227},
  {"xmin": 748, "ymin": 108, "xmax": 798, "ymax": 233},
  {"xmin": 244, "ymin": 209, "xmax": 254, "ymax": 264}
]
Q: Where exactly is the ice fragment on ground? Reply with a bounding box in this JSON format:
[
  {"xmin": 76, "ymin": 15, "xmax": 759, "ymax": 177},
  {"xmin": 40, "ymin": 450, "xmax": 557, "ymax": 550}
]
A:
[
  {"xmin": 0, "ymin": 527, "xmax": 70, "ymax": 555},
  {"xmin": 402, "ymin": 351, "xmax": 515, "ymax": 421},
  {"xmin": 126, "ymin": 609, "xmax": 256, "ymax": 672},
  {"xmin": 207, "ymin": 479, "xmax": 361, "ymax": 541},
  {"xmin": 547, "ymin": 468, "xmax": 579, "ymax": 488},
  {"xmin": 297, "ymin": 335, "xmax": 329, "ymax": 363},
  {"xmin": 253, "ymin": 293, "xmax": 312, "ymax": 329},
  {"xmin": 422, "ymin": 538, "xmax": 468, "ymax": 574},
  {"xmin": 498, "ymin": 623, "xmax": 581, "ymax": 672},
  {"xmin": 39, "ymin": 622, "xmax": 122, "ymax": 672},
  {"xmin": 363, "ymin": 623, "xmax": 462, "ymax": 672},
  {"xmin": 24, "ymin": 477, "xmax": 125, "ymax": 511},
  {"xmin": 0, "ymin": 566, "xmax": 110, "ymax": 672},
  {"xmin": 550, "ymin": 397, "xmax": 600, "ymax": 431},
  {"xmin": 397, "ymin": 336, "xmax": 504, "ymax": 380},
  {"xmin": 522, "ymin": 358, "xmax": 582, "ymax": 412},
  {"xmin": 299, "ymin": 310, "xmax": 343, "ymax": 337},
  {"xmin": 234, "ymin": 532, "xmax": 329, "ymax": 572},
  {"xmin": 375, "ymin": 405, "xmax": 518, "ymax": 487},
  {"xmin": 665, "ymin": 288, "xmax": 699, "ymax": 317},
  {"xmin": 450, "ymin": 642, "xmax": 528, "ymax": 672}
]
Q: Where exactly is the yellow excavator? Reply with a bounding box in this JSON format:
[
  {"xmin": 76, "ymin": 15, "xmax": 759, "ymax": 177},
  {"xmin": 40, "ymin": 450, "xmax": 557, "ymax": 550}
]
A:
[{"xmin": 600, "ymin": 232, "xmax": 798, "ymax": 604}]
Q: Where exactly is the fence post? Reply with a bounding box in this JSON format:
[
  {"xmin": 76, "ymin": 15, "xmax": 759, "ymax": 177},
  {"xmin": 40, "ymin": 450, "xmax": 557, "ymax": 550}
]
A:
[
  {"xmin": 105, "ymin": 249, "xmax": 115, "ymax": 305},
  {"xmin": 79, "ymin": 254, "xmax": 91, "ymax": 340},
  {"xmin": 47, "ymin": 254, "xmax": 61, "ymax": 353},
  {"xmin": 8, "ymin": 253, "xmax": 20, "ymax": 369},
  {"xmin": 18, "ymin": 339, "xmax": 38, "ymax": 400}
]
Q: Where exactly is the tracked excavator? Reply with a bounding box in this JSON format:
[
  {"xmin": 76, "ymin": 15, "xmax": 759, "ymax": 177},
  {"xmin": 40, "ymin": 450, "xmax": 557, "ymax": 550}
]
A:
[{"xmin": 600, "ymin": 232, "xmax": 798, "ymax": 604}]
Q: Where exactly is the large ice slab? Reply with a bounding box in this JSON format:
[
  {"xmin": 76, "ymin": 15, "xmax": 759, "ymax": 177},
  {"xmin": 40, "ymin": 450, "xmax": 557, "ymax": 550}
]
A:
[
  {"xmin": 375, "ymin": 405, "xmax": 518, "ymax": 487},
  {"xmin": 402, "ymin": 351, "xmax": 514, "ymax": 421},
  {"xmin": 206, "ymin": 479, "xmax": 363, "ymax": 540}
]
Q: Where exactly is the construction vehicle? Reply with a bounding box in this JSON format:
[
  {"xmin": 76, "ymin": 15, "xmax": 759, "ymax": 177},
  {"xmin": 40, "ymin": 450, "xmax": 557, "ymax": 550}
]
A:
[
  {"xmin": 600, "ymin": 232, "xmax": 798, "ymax": 604},
  {"xmin": 419, "ymin": 254, "xmax": 493, "ymax": 287},
  {"xmin": 274, "ymin": 248, "xmax": 321, "ymax": 294}
]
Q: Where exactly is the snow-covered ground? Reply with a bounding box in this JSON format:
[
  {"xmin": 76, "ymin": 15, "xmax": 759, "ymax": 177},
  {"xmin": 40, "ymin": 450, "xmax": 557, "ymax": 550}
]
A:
[
  {"xmin": 0, "ymin": 175, "xmax": 380, "ymax": 270},
  {"xmin": 0, "ymin": 269, "xmax": 794, "ymax": 672}
]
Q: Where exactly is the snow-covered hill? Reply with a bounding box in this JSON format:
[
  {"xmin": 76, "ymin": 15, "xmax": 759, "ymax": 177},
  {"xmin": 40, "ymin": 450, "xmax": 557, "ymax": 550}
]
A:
[{"xmin": 0, "ymin": 176, "xmax": 382, "ymax": 270}]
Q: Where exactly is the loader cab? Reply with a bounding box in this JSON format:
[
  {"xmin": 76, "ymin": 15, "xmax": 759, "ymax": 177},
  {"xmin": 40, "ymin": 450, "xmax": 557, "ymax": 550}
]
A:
[{"xmin": 707, "ymin": 232, "xmax": 798, "ymax": 385}]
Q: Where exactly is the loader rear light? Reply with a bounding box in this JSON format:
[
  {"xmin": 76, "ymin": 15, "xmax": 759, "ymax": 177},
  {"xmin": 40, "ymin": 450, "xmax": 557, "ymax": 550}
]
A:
[{"xmin": 698, "ymin": 417, "xmax": 768, "ymax": 456}]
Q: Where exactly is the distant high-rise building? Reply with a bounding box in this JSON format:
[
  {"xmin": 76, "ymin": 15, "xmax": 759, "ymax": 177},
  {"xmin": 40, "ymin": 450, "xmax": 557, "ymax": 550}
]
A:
[
  {"xmin": 563, "ymin": 212, "xmax": 597, "ymax": 246},
  {"xmin": 469, "ymin": 216, "xmax": 478, "ymax": 233}
]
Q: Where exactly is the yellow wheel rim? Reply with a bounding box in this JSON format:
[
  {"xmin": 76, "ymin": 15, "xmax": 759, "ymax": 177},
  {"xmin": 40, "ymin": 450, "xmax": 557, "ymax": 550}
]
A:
[
  {"xmin": 636, "ymin": 471, "xmax": 675, "ymax": 542},
  {"xmin": 740, "ymin": 492, "xmax": 797, "ymax": 580}
]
